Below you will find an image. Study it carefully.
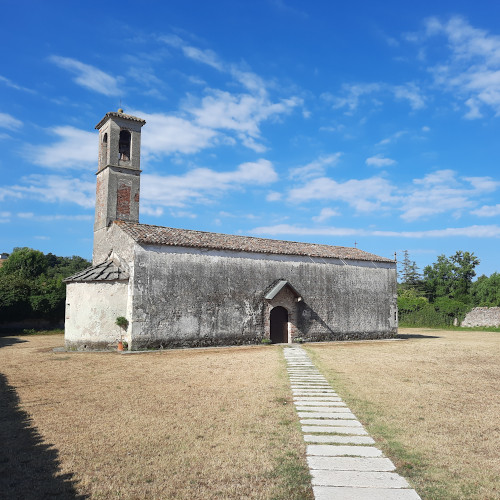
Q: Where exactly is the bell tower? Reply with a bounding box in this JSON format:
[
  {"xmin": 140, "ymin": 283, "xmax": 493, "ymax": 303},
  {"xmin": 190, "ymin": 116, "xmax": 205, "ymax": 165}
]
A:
[{"xmin": 94, "ymin": 110, "xmax": 146, "ymax": 231}]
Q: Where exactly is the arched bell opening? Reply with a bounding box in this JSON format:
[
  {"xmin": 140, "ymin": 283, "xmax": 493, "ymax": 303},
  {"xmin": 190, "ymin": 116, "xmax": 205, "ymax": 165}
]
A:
[
  {"xmin": 119, "ymin": 130, "xmax": 131, "ymax": 161},
  {"xmin": 270, "ymin": 306, "xmax": 289, "ymax": 344}
]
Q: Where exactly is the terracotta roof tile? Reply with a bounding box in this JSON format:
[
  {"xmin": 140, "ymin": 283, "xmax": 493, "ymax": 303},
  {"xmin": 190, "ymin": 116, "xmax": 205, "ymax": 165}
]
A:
[{"xmin": 115, "ymin": 221, "xmax": 394, "ymax": 263}]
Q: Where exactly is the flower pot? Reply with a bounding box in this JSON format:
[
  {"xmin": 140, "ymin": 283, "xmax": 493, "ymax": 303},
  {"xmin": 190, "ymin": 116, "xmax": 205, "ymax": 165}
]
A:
[{"xmin": 117, "ymin": 341, "xmax": 124, "ymax": 352}]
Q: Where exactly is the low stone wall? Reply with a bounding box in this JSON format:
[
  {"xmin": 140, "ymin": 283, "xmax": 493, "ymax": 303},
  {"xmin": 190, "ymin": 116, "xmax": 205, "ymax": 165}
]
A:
[{"xmin": 461, "ymin": 307, "xmax": 500, "ymax": 328}]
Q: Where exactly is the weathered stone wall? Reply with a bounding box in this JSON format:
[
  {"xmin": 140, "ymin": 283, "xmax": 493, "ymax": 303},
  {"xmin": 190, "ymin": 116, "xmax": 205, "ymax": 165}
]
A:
[
  {"xmin": 65, "ymin": 281, "xmax": 129, "ymax": 350},
  {"xmin": 128, "ymin": 244, "xmax": 398, "ymax": 349},
  {"xmin": 461, "ymin": 307, "xmax": 500, "ymax": 327}
]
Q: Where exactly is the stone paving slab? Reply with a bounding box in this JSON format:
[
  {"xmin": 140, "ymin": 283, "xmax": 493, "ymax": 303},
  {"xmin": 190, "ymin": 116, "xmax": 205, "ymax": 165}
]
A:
[
  {"xmin": 290, "ymin": 382, "xmax": 330, "ymax": 386},
  {"xmin": 298, "ymin": 411, "xmax": 355, "ymax": 419},
  {"xmin": 297, "ymin": 407, "xmax": 355, "ymax": 413},
  {"xmin": 293, "ymin": 389, "xmax": 338, "ymax": 393},
  {"xmin": 294, "ymin": 400, "xmax": 346, "ymax": 406},
  {"xmin": 307, "ymin": 445, "xmax": 383, "ymax": 457},
  {"xmin": 313, "ymin": 486, "xmax": 422, "ymax": 500},
  {"xmin": 294, "ymin": 396, "xmax": 342, "ymax": 400},
  {"xmin": 310, "ymin": 470, "xmax": 409, "ymax": 488},
  {"xmin": 300, "ymin": 419, "xmax": 362, "ymax": 427},
  {"xmin": 302, "ymin": 425, "xmax": 368, "ymax": 435},
  {"xmin": 304, "ymin": 434, "xmax": 376, "ymax": 445},
  {"xmin": 307, "ymin": 456, "xmax": 396, "ymax": 472}
]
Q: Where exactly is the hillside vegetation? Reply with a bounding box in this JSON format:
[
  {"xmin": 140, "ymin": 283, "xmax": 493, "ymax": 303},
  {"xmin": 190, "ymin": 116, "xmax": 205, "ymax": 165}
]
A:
[
  {"xmin": 0, "ymin": 248, "xmax": 90, "ymax": 324},
  {"xmin": 398, "ymin": 250, "xmax": 499, "ymax": 327}
]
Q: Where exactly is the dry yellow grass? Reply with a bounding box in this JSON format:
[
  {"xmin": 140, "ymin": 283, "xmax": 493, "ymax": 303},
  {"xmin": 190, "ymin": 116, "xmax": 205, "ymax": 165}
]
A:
[
  {"xmin": 306, "ymin": 329, "xmax": 500, "ymax": 500},
  {"xmin": 0, "ymin": 335, "xmax": 312, "ymax": 499}
]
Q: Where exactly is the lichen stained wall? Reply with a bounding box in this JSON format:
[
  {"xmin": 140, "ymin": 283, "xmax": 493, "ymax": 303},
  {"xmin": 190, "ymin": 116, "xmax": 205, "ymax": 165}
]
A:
[
  {"xmin": 65, "ymin": 281, "xmax": 129, "ymax": 350},
  {"xmin": 129, "ymin": 244, "xmax": 397, "ymax": 349}
]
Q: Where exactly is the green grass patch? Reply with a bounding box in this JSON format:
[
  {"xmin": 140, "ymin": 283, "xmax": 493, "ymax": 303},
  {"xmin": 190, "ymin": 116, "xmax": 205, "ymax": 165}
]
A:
[
  {"xmin": 21, "ymin": 328, "xmax": 64, "ymax": 336},
  {"xmin": 400, "ymin": 325, "xmax": 500, "ymax": 333},
  {"xmin": 269, "ymin": 450, "xmax": 313, "ymax": 500}
]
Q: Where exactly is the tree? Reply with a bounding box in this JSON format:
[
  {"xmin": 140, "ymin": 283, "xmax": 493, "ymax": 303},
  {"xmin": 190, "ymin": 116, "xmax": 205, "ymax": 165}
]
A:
[
  {"xmin": 398, "ymin": 250, "xmax": 422, "ymax": 289},
  {"xmin": 450, "ymin": 251, "xmax": 480, "ymax": 302},
  {"xmin": 0, "ymin": 248, "xmax": 90, "ymax": 323},
  {"xmin": 1, "ymin": 247, "xmax": 48, "ymax": 279},
  {"xmin": 471, "ymin": 273, "xmax": 500, "ymax": 306},
  {"xmin": 423, "ymin": 254, "xmax": 455, "ymax": 302},
  {"xmin": 422, "ymin": 251, "xmax": 479, "ymax": 304}
]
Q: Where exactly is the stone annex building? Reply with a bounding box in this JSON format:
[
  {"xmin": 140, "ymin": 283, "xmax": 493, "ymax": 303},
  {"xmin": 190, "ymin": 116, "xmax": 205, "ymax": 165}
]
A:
[{"xmin": 64, "ymin": 111, "xmax": 398, "ymax": 350}]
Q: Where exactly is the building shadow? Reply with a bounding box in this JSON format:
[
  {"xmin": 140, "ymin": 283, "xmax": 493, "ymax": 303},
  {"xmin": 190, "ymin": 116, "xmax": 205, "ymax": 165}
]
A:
[
  {"xmin": 0, "ymin": 373, "xmax": 86, "ymax": 499},
  {"xmin": 396, "ymin": 333, "xmax": 441, "ymax": 339},
  {"xmin": 0, "ymin": 337, "xmax": 28, "ymax": 349}
]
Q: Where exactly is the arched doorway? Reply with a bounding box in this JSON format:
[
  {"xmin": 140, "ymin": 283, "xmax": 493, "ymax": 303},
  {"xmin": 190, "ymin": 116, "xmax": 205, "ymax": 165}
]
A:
[{"xmin": 270, "ymin": 306, "xmax": 288, "ymax": 343}]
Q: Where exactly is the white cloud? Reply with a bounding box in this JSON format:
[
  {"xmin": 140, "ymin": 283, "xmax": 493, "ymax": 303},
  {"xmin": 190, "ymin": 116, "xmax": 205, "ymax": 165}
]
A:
[
  {"xmin": 250, "ymin": 223, "xmax": 500, "ymax": 239},
  {"xmin": 136, "ymin": 111, "xmax": 217, "ymax": 156},
  {"xmin": 289, "ymin": 176, "xmax": 397, "ymax": 213},
  {"xmin": 17, "ymin": 213, "xmax": 92, "ymax": 222},
  {"xmin": 0, "ymin": 75, "xmax": 35, "ymax": 93},
  {"xmin": 142, "ymin": 159, "xmax": 277, "ymax": 208},
  {"xmin": 169, "ymin": 210, "xmax": 197, "ymax": 219},
  {"xmin": 471, "ymin": 204, "xmax": 500, "ymax": 217},
  {"xmin": 6, "ymin": 174, "xmax": 95, "ymax": 208},
  {"xmin": 415, "ymin": 16, "xmax": 500, "ymax": 118},
  {"xmin": 312, "ymin": 207, "xmax": 340, "ymax": 222},
  {"xmin": 401, "ymin": 170, "xmax": 499, "ymax": 221},
  {"xmin": 161, "ymin": 34, "xmax": 302, "ymax": 151},
  {"xmin": 266, "ymin": 191, "xmax": 282, "ymax": 202},
  {"xmin": 323, "ymin": 82, "xmax": 425, "ymax": 113},
  {"xmin": 0, "ymin": 211, "xmax": 11, "ymax": 223},
  {"xmin": 285, "ymin": 167, "xmax": 498, "ymax": 222},
  {"xmin": 27, "ymin": 126, "xmax": 96, "ymax": 169},
  {"xmin": 250, "ymin": 224, "xmax": 360, "ymax": 237},
  {"xmin": 289, "ymin": 153, "xmax": 342, "ymax": 180},
  {"xmin": 392, "ymin": 83, "xmax": 426, "ymax": 109},
  {"xmin": 141, "ymin": 206, "xmax": 164, "ymax": 217},
  {"xmin": 463, "ymin": 176, "xmax": 500, "ymax": 192},
  {"xmin": 49, "ymin": 56, "xmax": 121, "ymax": 96},
  {"xmin": 377, "ymin": 130, "xmax": 407, "ymax": 145},
  {"xmin": 182, "ymin": 46, "xmax": 224, "ymax": 71},
  {"xmin": 0, "ymin": 112, "xmax": 22, "ymax": 129},
  {"xmin": 322, "ymin": 83, "xmax": 381, "ymax": 113},
  {"xmin": 186, "ymin": 90, "xmax": 300, "ymax": 152},
  {"xmin": 365, "ymin": 155, "xmax": 397, "ymax": 167}
]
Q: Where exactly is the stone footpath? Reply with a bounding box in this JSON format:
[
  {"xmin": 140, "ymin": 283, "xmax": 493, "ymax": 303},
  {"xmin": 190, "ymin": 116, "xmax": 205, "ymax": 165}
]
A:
[{"xmin": 284, "ymin": 345, "xmax": 421, "ymax": 500}]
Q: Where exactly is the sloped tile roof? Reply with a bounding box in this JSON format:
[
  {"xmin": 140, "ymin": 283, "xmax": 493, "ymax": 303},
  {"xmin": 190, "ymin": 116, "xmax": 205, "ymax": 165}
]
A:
[
  {"xmin": 115, "ymin": 221, "xmax": 394, "ymax": 263},
  {"xmin": 64, "ymin": 260, "xmax": 129, "ymax": 283},
  {"xmin": 95, "ymin": 111, "xmax": 146, "ymax": 130},
  {"xmin": 265, "ymin": 280, "xmax": 302, "ymax": 300}
]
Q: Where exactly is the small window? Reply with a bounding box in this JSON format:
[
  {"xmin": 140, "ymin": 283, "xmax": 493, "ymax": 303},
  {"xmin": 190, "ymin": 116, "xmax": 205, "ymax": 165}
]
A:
[
  {"xmin": 119, "ymin": 130, "xmax": 131, "ymax": 161},
  {"xmin": 103, "ymin": 132, "xmax": 108, "ymax": 143}
]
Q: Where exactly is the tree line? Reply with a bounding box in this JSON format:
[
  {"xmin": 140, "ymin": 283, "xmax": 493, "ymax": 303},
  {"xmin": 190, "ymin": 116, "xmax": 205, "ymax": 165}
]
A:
[
  {"xmin": 0, "ymin": 247, "xmax": 90, "ymax": 324},
  {"xmin": 398, "ymin": 250, "xmax": 499, "ymax": 327}
]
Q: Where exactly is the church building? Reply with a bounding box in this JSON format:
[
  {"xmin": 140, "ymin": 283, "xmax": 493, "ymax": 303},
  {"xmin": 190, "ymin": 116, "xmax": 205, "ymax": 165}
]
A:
[{"xmin": 64, "ymin": 111, "xmax": 398, "ymax": 350}]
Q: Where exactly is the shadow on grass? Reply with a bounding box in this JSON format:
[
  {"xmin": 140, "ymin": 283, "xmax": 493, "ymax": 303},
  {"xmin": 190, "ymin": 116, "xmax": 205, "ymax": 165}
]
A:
[
  {"xmin": 397, "ymin": 333, "xmax": 441, "ymax": 339},
  {"xmin": 0, "ymin": 373, "xmax": 86, "ymax": 499},
  {"xmin": 0, "ymin": 337, "xmax": 28, "ymax": 349}
]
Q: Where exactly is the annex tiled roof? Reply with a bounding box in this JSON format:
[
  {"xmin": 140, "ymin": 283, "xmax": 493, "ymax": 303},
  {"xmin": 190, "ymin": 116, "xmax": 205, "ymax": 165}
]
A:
[
  {"xmin": 64, "ymin": 260, "xmax": 129, "ymax": 283},
  {"xmin": 115, "ymin": 221, "xmax": 395, "ymax": 263}
]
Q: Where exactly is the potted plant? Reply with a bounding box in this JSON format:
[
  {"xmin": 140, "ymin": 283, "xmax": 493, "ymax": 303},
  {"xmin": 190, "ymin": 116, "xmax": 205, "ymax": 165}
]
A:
[{"xmin": 115, "ymin": 316, "xmax": 129, "ymax": 351}]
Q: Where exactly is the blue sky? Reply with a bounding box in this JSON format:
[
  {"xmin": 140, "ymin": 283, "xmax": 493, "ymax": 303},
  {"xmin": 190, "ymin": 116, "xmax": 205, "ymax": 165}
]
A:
[{"xmin": 1, "ymin": 1, "xmax": 500, "ymax": 277}]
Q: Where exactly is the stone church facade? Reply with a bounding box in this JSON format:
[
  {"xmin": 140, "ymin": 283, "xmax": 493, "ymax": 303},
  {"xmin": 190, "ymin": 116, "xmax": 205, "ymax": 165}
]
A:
[{"xmin": 65, "ymin": 111, "xmax": 398, "ymax": 350}]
